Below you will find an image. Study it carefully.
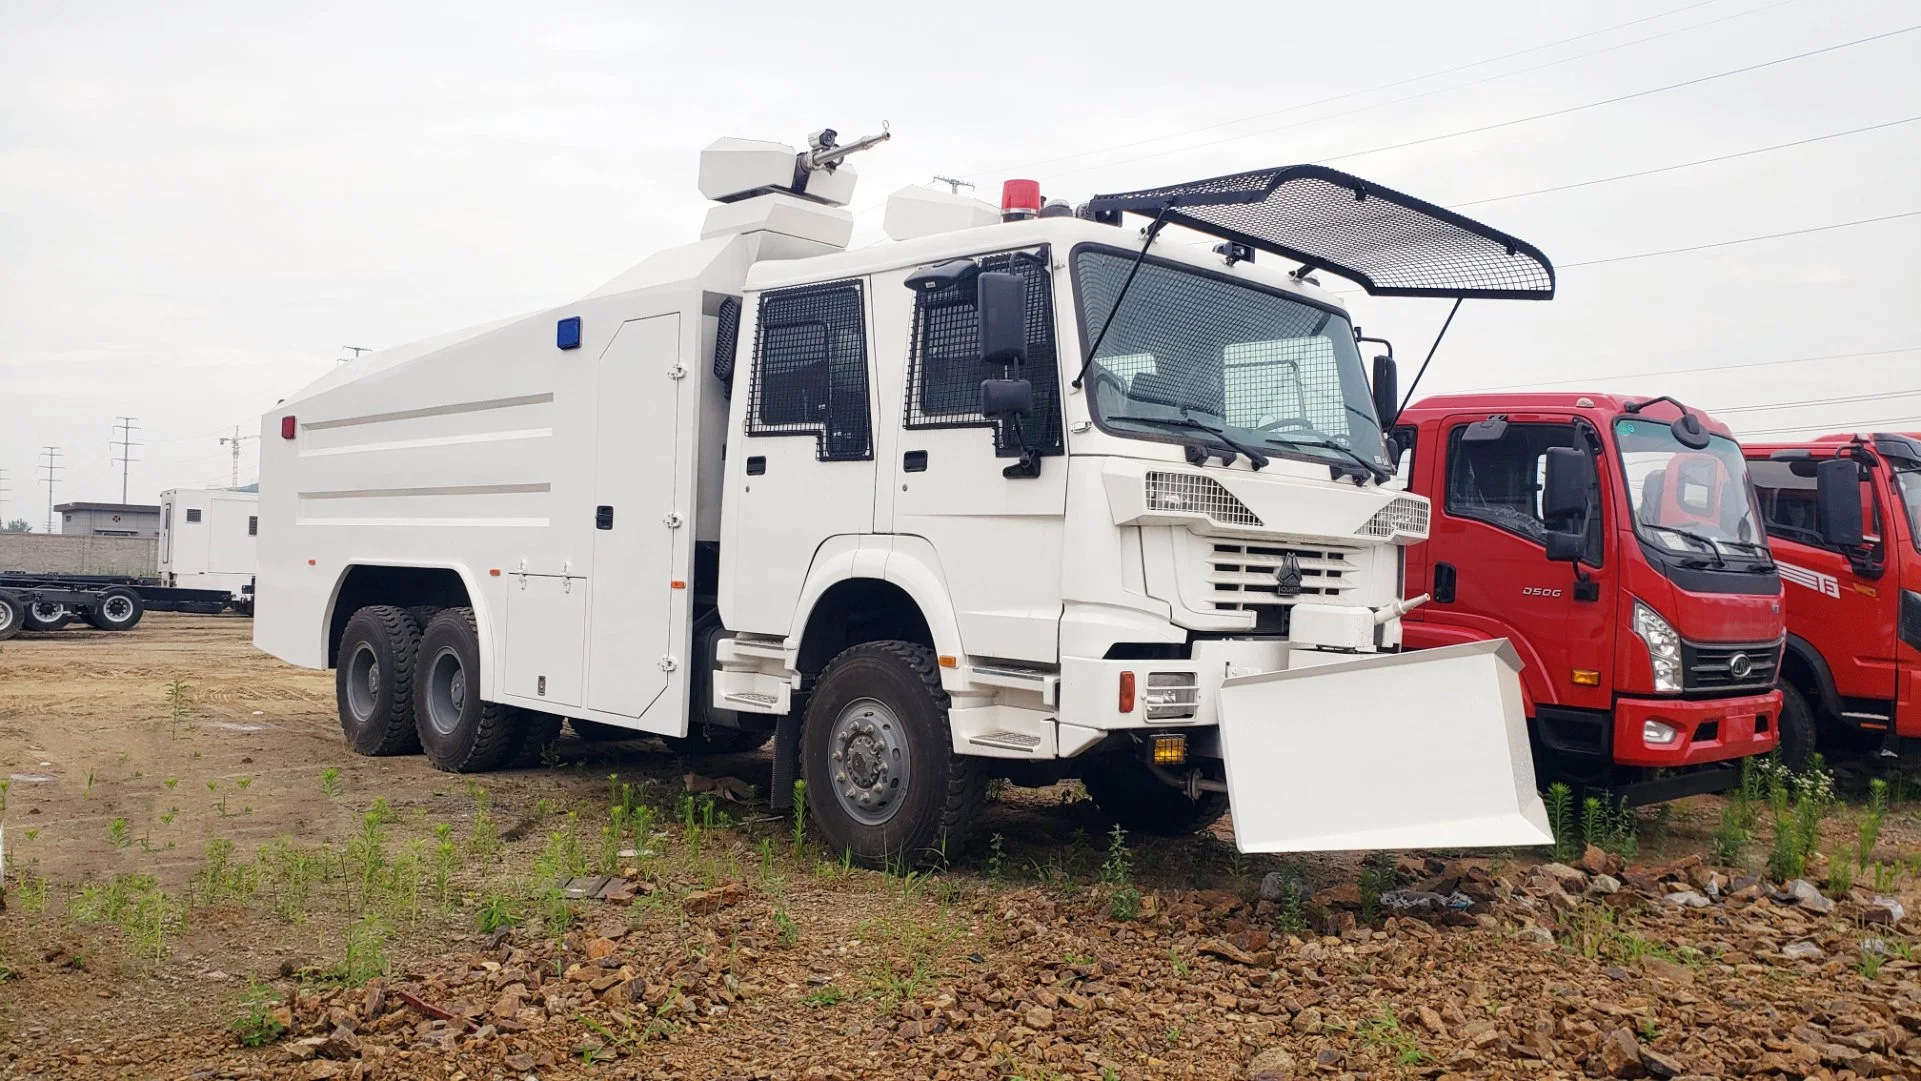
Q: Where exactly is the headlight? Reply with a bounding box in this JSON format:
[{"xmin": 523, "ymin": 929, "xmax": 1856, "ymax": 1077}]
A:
[{"xmin": 1632, "ymin": 600, "xmax": 1683, "ymax": 693}]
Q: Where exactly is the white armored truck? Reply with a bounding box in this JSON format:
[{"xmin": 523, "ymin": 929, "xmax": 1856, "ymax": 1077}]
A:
[{"xmin": 256, "ymin": 128, "xmax": 1560, "ymax": 863}]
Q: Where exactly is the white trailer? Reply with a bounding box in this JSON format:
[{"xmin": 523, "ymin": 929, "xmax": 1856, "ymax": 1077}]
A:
[
  {"xmin": 256, "ymin": 128, "xmax": 1560, "ymax": 863},
  {"xmin": 159, "ymin": 487, "xmax": 259, "ymax": 611}
]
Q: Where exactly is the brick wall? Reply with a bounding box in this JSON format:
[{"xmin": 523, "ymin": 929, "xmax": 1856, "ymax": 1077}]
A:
[{"xmin": 0, "ymin": 533, "xmax": 158, "ymax": 576}]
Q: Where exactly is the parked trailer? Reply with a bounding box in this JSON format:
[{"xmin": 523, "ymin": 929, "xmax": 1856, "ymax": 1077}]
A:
[
  {"xmin": 258, "ymin": 128, "xmax": 1568, "ymax": 865},
  {"xmin": 158, "ymin": 487, "xmax": 259, "ymax": 613},
  {"xmin": 0, "ymin": 579, "xmax": 144, "ymax": 640},
  {"xmin": 1390, "ymin": 394, "xmax": 1787, "ymax": 804},
  {"xmin": 0, "ymin": 571, "xmax": 238, "ymax": 630}
]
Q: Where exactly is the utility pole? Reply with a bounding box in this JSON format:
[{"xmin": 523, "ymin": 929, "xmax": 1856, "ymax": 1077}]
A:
[
  {"xmin": 219, "ymin": 425, "xmax": 259, "ymax": 488},
  {"xmin": 39, "ymin": 447, "xmax": 62, "ymax": 534},
  {"xmin": 112, "ymin": 416, "xmax": 141, "ymax": 503}
]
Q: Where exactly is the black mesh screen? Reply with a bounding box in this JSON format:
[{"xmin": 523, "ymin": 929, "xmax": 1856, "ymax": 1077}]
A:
[
  {"xmin": 1088, "ymin": 164, "xmax": 1554, "ymax": 299},
  {"xmin": 903, "ymin": 248, "xmax": 1062, "ymax": 456},
  {"xmin": 1074, "ymin": 247, "xmax": 1386, "ymax": 462},
  {"xmin": 713, "ymin": 295, "xmax": 741, "ymax": 399},
  {"xmin": 746, "ymin": 280, "xmax": 872, "ymax": 461}
]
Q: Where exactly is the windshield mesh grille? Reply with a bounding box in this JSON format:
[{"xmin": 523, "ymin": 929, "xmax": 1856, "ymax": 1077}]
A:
[
  {"xmin": 1145, "ymin": 472, "xmax": 1261, "ymax": 527},
  {"xmin": 1357, "ymin": 496, "xmax": 1430, "ymax": 539}
]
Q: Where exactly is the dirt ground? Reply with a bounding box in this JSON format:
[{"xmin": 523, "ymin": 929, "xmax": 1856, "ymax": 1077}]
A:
[{"xmin": 5, "ymin": 615, "xmax": 1921, "ymax": 1080}]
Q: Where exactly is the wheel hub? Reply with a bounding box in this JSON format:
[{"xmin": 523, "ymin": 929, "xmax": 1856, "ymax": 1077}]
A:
[{"xmin": 828, "ymin": 699, "xmax": 909, "ymax": 826}]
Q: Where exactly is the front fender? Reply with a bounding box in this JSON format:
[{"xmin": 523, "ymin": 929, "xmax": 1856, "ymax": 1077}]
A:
[{"xmin": 788, "ymin": 536, "xmax": 970, "ymax": 690}]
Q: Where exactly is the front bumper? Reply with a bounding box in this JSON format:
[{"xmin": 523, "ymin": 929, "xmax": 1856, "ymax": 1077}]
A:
[{"xmin": 1611, "ymin": 690, "xmax": 1780, "ymax": 767}]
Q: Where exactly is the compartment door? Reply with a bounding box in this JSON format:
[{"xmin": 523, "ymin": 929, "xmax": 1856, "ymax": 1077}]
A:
[
  {"xmin": 585, "ymin": 314, "xmax": 682, "ymax": 720},
  {"xmin": 504, "ymin": 573, "xmax": 588, "ymax": 707}
]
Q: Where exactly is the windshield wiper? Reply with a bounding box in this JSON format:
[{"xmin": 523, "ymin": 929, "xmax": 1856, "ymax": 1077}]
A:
[
  {"xmin": 1643, "ymin": 524, "xmax": 1729, "ymax": 568},
  {"xmin": 1266, "ymin": 434, "xmax": 1391, "ymax": 483},
  {"xmin": 1109, "ymin": 414, "xmax": 1269, "ymax": 469}
]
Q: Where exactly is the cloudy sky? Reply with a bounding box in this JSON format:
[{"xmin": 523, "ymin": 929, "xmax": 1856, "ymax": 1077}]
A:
[{"xmin": 2, "ymin": 0, "xmax": 1917, "ymax": 524}]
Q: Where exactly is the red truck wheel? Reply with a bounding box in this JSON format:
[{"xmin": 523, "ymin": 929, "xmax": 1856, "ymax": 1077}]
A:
[{"xmin": 1776, "ymin": 685, "xmax": 1815, "ymax": 772}]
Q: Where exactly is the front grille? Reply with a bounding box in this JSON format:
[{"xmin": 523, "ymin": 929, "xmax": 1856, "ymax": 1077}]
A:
[
  {"xmin": 1682, "ymin": 638, "xmax": 1783, "ymax": 692},
  {"xmin": 1146, "ymin": 471, "xmax": 1261, "ymax": 527},
  {"xmin": 1208, "ymin": 542, "xmax": 1356, "ymax": 612}
]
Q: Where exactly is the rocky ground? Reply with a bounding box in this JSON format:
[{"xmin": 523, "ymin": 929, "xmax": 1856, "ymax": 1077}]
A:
[{"xmin": 5, "ymin": 616, "xmax": 1921, "ymax": 1080}]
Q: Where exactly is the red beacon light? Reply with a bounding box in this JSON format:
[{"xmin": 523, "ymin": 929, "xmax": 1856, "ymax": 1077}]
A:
[{"xmin": 1001, "ymin": 179, "xmax": 1042, "ymax": 222}]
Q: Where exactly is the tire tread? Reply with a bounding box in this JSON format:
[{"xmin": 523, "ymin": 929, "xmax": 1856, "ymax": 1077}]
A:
[
  {"xmin": 418, "ymin": 606, "xmax": 518, "ymax": 773},
  {"xmin": 339, "ymin": 605, "xmax": 423, "ymax": 756}
]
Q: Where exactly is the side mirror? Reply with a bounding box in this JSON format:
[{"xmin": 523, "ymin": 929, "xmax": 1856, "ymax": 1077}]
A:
[
  {"xmin": 1541, "ymin": 446, "xmax": 1592, "ymax": 519},
  {"xmin": 1544, "ymin": 530, "xmax": 1584, "ymax": 563},
  {"xmin": 976, "ymin": 271, "xmax": 1026, "ymax": 365},
  {"xmin": 980, "ymin": 378, "xmax": 1033, "ymax": 419},
  {"xmin": 1815, "ymin": 458, "xmax": 1865, "ymax": 548},
  {"xmin": 1371, "ymin": 354, "xmax": 1398, "ymax": 427}
]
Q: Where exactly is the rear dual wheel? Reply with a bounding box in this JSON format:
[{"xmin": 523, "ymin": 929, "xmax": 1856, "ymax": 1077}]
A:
[
  {"xmin": 23, "ymin": 601, "xmax": 71, "ymax": 632},
  {"xmin": 0, "ymin": 594, "xmax": 22, "ymax": 641},
  {"xmin": 85, "ymin": 587, "xmax": 143, "ymax": 631},
  {"xmin": 414, "ymin": 607, "xmax": 521, "ymax": 773}
]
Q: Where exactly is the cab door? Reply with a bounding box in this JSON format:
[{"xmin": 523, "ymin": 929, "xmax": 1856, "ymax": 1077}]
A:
[{"xmin": 1419, "ymin": 413, "xmax": 1616, "ymax": 712}]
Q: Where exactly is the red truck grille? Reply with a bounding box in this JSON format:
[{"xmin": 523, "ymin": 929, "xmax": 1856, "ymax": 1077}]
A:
[{"xmin": 1682, "ymin": 637, "xmax": 1783, "ymax": 692}]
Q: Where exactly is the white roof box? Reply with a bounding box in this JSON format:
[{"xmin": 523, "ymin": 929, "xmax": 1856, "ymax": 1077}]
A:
[
  {"xmin": 699, "ymin": 136, "xmax": 859, "ymax": 208},
  {"xmin": 883, "ymin": 185, "xmax": 1001, "ymax": 241}
]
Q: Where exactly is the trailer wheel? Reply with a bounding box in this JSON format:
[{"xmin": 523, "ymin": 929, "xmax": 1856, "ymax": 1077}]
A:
[
  {"xmin": 1776, "ymin": 684, "xmax": 1816, "ymax": 773},
  {"xmin": 1082, "ymin": 753, "xmax": 1230, "ymax": 837},
  {"xmin": 800, "ymin": 640, "xmax": 982, "ymax": 867},
  {"xmin": 335, "ymin": 605, "xmax": 424, "ymax": 756},
  {"xmin": 84, "ymin": 587, "xmax": 143, "ymax": 631},
  {"xmin": 23, "ymin": 602, "xmax": 71, "ymax": 632},
  {"xmin": 415, "ymin": 607, "xmax": 519, "ymax": 773},
  {"xmin": 0, "ymin": 593, "xmax": 22, "ymax": 641},
  {"xmin": 665, "ymin": 724, "xmax": 775, "ymax": 756}
]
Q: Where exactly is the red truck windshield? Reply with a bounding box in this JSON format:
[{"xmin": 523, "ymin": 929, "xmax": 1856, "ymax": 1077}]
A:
[{"xmin": 1615, "ymin": 417, "xmax": 1771, "ymax": 564}]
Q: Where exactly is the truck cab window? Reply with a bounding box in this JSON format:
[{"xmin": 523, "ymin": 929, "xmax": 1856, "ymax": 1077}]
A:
[
  {"xmin": 1750, "ymin": 457, "xmax": 1881, "ymax": 551},
  {"xmin": 1444, "ymin": 422, "xmax": 1600, "ymax": 560},
  {"xmin": 746, "ymin": 280, "xmax": 872, "ymax": 461},
  {"xmin": 903, "ymin": 250, "xmax": 1062, "ymax": 456}
]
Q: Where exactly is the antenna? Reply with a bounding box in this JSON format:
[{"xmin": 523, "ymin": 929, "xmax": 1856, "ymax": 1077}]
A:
[
  {"xmin": 39, "ymin": 446, "xmax": 62, "ymax": 534},
  {"xmin": 219, "ymin": 425, "xmax": 260, "ymax": 488},
  {"xmin": 112, "ymin": 416, "xmax": 141, "ymax": 503},
  {"xmin": 340, "ymin": 345, "xmax": 371, "ymax": 366},
  {"xmin": 932, "ymin": 175, "xmax": 975, "ymax": 195}
]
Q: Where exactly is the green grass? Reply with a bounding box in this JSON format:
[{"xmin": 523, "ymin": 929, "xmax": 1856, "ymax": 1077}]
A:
[{"xmin": 230, "ymin": 983, "xmax": 287, "ymax": 1047}]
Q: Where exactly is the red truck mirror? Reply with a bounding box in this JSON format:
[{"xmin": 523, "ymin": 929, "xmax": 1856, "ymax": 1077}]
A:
[
  {"xmin": 1815, "ymin": 458, "xmax": 1865, "ymax": 549},
  {"xmin": 1541, "ymin": 446, "xmax": 1592, "ymax": 520}
]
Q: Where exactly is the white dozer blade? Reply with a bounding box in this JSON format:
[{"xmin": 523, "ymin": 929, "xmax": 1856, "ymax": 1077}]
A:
[{"xmin": 1217, "ymin": 638, "xmax": 1553, "ymax": 852}]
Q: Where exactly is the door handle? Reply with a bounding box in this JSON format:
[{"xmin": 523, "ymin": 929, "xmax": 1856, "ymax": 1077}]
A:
[
  {"xmin": 745, "ymin": 456, "xmax": 766, "ymax": 476},
  {"xmin": 1433, "ymin": 562, "xmax": 1457, "ymax": 604},
  {"xmin": 903, "ymin": 450, "xmax": 928, "ymax": 473}
]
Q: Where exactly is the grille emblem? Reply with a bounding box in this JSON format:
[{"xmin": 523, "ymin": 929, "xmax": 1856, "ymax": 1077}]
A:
[
  {"xmin": 1275, "ymin": 553, "xmax": 1304, "ymax": 597},
  {"xmin": 1728, "ymin": 653, "xmax": 1753, "ymax": 679}
]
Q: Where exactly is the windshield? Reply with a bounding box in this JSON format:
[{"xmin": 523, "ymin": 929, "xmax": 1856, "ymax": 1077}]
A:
[
  {"xmin": 1072, "ymin": 247, "xmax": 1388, "ymax": 473},
  {"xmin": 1891, "ymin": 468, "xmax": 1921, "ymax": 552},
  {"xmin": 1614, "ymin": 417, "xmax": 1770, "ymax": 563}
]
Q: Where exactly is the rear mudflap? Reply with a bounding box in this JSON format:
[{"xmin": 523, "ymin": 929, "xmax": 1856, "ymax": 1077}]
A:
[{"xmin": 1217, "ymin": 639, "xmax": 1553, "ymax": 852}]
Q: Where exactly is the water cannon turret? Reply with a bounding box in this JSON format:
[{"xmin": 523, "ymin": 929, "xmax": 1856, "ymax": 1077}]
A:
[{"xmin": 698, "ymin": 124, "xmax": 891, "ymax": 258}]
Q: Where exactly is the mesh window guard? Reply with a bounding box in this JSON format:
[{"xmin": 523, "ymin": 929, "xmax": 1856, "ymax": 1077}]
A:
[
  {"xmin": 1087, "ymin": 164, "xmax": 1554, "ymax": 300},
  {"xmin": 902, "ymin": 248, "xmax": 1063, "ymax": 456},
  {"xmin": 746, "ymin": 280, "xmax": 873, "ymax": 461},
  {"xmin": 713, "ymin": 295, "xmax": 742, "ymax": 399}
]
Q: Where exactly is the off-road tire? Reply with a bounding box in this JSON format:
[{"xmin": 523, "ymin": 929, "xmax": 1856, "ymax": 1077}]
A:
[
  {"xmin": 1082, "ymin": 752, "xmax": 1230, "ymax": 836},
  {"xmin": 0, "ymin": 593, "xmax": 22, "ymax": 641},
  {"xmin": 335, "ymin": 605, "xmax": 424, "ymax": 756},
  {"xmin": 506, "ymin": 710, "xmax": 566, "ymax": 767},
  {"xmin": 414, "ymin": 607, "xmax": 519, "ymax": 773},
  {"xmin": 23, "ymin": 602, "xmax": 71, "ymax": 632},
  {"xmin": 84, "ymin": 587, "xmax": 143, "ymax": 631},
  {"xmin": 406, "ymin": 606, "xmax": 441, "ymax": 631},
  {"xmin": 664, "ymin": 724, "xmax": 775, "ymax": 756},
  {"xmin": 801, "ymin": 640, "xmax": 983, "ymax": 867},
  {"xmin": 1777, "ymin": 683, "xmax": 1817, "ymax": 773}
]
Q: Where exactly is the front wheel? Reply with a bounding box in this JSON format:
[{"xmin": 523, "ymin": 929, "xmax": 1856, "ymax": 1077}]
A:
[
  {"xmin": 1082, "ymin": 752, "xmax": 1230, "ymax": 836},
  {"xmin": 414, "ymin": 607, "xmax": 520, "ymax": 773},
  {"xmin": 1776, "ymin": 683, "xmax": 1816, "ymax": 773},
  {"xmin": 800, "ymin": 641, "xmax": 982, "ymax": 867}
]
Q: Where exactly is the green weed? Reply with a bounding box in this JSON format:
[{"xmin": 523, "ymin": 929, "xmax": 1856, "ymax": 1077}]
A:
[
  {"xmin": 167, "ymin": 679, "xmax": 191, "ymax": 738},
  {"xmin": 1357, "ymin": 1008, "xmax": 1431, "ymax": 1067},
  {"xmin": 477, "ymin": 893, "xmax": 518, "ymax": 934},
  {"xmin": 802, "ymin": 984, "xmax": 845, "ymax": 1008},
  {"xmin": 230, "ymin": 983, "xmax": 287, "ymax": 1046},
  {"xmin": 107, "ymin": 818, "xmax": 130, "ymax": 849},
  {"xmin": 986, "ymin": 833, "xmax": 1007, "ymax": 884},
  {"xmin": 319, "ymin": 766, "xmax": 342, "ymax": 798}
]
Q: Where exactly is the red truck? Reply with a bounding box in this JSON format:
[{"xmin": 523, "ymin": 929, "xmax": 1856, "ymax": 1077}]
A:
[
  {"xmin": 1389, "ymin": 393, "xmax": 1784, "ymax": 803},
  {"xmin": 1741, "ymin": 432, "xmax": 1921, "ymax": 766}
]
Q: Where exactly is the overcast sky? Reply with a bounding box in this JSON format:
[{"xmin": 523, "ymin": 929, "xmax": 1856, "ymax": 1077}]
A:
[{"xmin": 2, "ymin": 0, "xmax": 1917, "ymax": 525}]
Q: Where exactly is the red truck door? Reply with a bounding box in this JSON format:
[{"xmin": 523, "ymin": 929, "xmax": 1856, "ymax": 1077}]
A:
[
  {"xmin": 1748, "ymin": 455, "xmax": 1898, "ymax": 719},
  {"xmin": 1415, "ymin": 413, "xmax": 1617, "ymax": 712}
]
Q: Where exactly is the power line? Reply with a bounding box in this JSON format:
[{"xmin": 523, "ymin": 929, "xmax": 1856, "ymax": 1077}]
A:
[
  {"xmin": 1708, "ymin": 388, "xmax": 1921, "ymax": 415},
  {"xmin": 39, "ymin": 447, "xmax": 62, "ymax": 534},
  {"xmin": 1474, "ymin": 345, "xmax": 1921, "ymax": 391},
  {"xmin": 112, "ymin": 416, "xmax": 141, "ymax": 503},
  {"xmin": 1561, "ymin": 209, "xmax": 1921, "ymax": 268},
  {"xmin": 1038, "ymin": 0, "xmax": 1808, "ymax": 182},
  {"xmin": 1743, "ymin": 414, "xmax": 1921, "ymax": 437},
  {"xmin": 1452, "ymin": 115, "xmax": 1921, "ymax": 208}
]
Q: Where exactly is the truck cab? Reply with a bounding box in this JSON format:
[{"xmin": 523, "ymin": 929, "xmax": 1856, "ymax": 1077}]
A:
[
  {"xmin": 1743, "ymin": 433, "xmax": 1921, "ymax": 763},
  {"xmin": 1392, "ymin": 394, "xmax": 1784, "ymax": 800}
]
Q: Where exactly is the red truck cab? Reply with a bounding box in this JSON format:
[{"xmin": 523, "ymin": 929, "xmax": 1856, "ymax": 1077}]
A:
[
  {"xmin": 1742, "ymin": 433, "xmax": 1921, "ymax": 765},
  {"xmin": 1391, "ymin": 393, "xmax": 1783, "ymax": 802}
]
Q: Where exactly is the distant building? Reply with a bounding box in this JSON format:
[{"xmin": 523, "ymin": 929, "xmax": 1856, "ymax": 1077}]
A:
[{"xmin": 55, "ymin": 502, "xmax": 161, "ymax": 538}]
